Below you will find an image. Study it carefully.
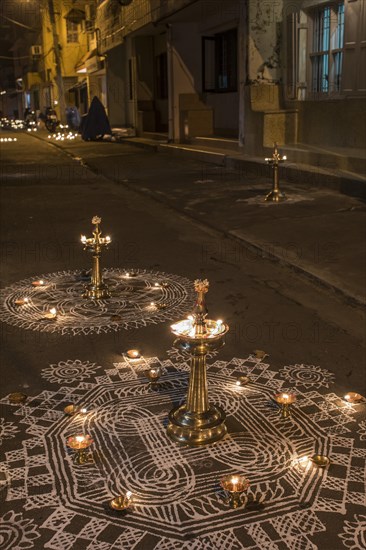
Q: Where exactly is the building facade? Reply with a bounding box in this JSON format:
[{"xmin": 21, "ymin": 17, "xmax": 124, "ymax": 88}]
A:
[
  {"xmin": 96, "ymin": 0, "xmax": 365, "ymax": 152},
  {"xmin": 6, "ymin": 0, "xmax": 365, "ymax": 154}
]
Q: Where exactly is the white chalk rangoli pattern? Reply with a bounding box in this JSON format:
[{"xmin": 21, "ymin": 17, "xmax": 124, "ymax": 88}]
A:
[
  {"xmin": 0, "ymin": 510, "xmax": 41, "ymax": 549},
  {"xmin": 279, "ymin": 363, "xmax": 335, "ymax": 388},
  {"xmin": 0, "ymin": 418, "xmax": 20, "ymax": 445},
  {"xmin": 0, "ymin": 268, "xmax": 194, "ymax": 335},
  {"xmin": 357, "ymin": 420, "xmax": 366, "ymax": 442},
  {"xmin": 339, "ymin": 514, "xmax": 366, "ymax": 550},
  {"xmin": 41, "ymin": 359, "xmax": 101, "ymax": 384},
  {"xmin": 0, "ymin": 356, "xmax": 365, "ymax": 549}
]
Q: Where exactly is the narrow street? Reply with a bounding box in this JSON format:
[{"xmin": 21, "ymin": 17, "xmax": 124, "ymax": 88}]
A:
[{"xmin": 0, "ymin": 132, "xmax": 365, "ymax": 549}]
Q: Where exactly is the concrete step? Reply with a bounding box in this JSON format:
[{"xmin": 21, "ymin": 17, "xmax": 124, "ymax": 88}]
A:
[
  {"xmin": 142, "ymin": 132, "xmax": 168, "ymax": 142},
  {"xmin": 158, "ymin": 142, "xmax": 226, "ymax": 165},
  {"xmin": 192, "ymin": 136, "xmax": 240, "ymax": 151}
]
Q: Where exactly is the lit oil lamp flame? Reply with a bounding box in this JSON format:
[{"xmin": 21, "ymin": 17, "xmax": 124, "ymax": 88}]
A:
[
  {"xmin": 109, "ymin": 490, "xmax": 133, "ymax": 510},
  {"xmin": 235, "ymin": 376, "xmax": 250, "ymax": 387},
  {"xmin": 343, "ymin": 392, "xmax": 363, "ymax": 404},
  {"xmin": 231, "ymin": 476, "xmax": 238, "ymax": 489},
  {"xmin": 220, "ymin": 474, "xmax": 250, "ymax": 508},
  {"xmin": 15, "ymin": 297, "xmax": 29, "ymax": 306},
  {"xmin": 126, "ymin": 349, "xmax": 141, "ymax": 359}
]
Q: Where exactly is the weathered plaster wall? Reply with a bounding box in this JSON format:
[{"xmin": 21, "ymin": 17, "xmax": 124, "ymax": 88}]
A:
[{"xmin": 248, "ymin": 0, "xmax": 284, "ymax": 83}]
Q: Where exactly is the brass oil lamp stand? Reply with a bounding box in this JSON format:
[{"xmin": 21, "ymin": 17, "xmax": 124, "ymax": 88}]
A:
[
  {"xmin": 167, "ymin": 279, "xmax": 228, "ymax": 446},
  {"xmin": 265, "ymin": 143, "xmax": 287, "ymax": 202},
  {"xmin": 81, "ymin": 216, "xmax": 111, "ymax": 299}
]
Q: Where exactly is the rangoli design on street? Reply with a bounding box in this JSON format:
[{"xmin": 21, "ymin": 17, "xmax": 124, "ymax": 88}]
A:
[
  {"xmin": 339, "ymin": 514, "xmax": 366, "ymax": 550},
  {"xmin": 1, "ymin": 355, "xmax": 365, "ymax": 549},
  {"xmin": 279, "ymin": 363, "xmax": 335, "ymax": 388},
  {"xmin": 0, "ymin": 418, "xmax": 19, "ymax": 445},
  {"xmin": 0, "ymin": 511, "xmax": 41, "ymax": 550},
  {"xmin": 41, "ymin": 360, "xmax": 101, "ymax": 384},
  {"xmin": 357, "ymin": 420, "xmax": 366, "ymax": 441},
  {"xmin": 0, "ymin": 269, "xmax": 194, "ymax": 335}
]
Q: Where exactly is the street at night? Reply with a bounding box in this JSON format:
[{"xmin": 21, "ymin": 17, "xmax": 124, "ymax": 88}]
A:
[
  {"xmin": 0, "ymin": 128, "xmax": 365, "ymax": 549},
  {"xmin": 1, "ymin": 0, "xmax": 366, "ymax": 548}
]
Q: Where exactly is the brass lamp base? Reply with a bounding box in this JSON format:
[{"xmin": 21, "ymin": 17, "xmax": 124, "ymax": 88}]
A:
[
  {"xmin": 73, "ymin": 450, "xmax": 93, "ymax": 465},
  {"xmin": 167, "ymin": 404, "xmax": 227, "ymax": 446},
  {"xmin": 265, "ymin": 189, "xmax": 286, "ymax": 202},
  {"xmin": 82, "ymin": 283, "xmax": 110, "ymax": 300}
]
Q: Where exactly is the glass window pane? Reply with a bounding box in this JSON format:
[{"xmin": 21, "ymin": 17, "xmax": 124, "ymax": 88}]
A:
[{"xmin": 337, "ymin": 3, "xmax": 345, "ymax": 48}]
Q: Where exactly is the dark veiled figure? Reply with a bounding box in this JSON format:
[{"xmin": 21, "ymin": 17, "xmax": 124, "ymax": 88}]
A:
[{"xmin": 81, "ymin": 96, "xmax": 112, "ymax": 141}]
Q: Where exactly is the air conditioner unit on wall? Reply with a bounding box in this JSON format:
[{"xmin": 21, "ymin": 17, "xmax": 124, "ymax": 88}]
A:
[{"xmin": 31, "ymin": 45, "xmax": 42, "ymax": 57}]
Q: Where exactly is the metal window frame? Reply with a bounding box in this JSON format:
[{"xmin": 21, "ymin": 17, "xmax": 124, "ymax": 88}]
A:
[
  {"xmin": 202, "ymin": 28, "xmax": 238, "ymax": 94},
  {"xmin": 307, "ymin": 1, "xmax": 345, "ymax": 98}
]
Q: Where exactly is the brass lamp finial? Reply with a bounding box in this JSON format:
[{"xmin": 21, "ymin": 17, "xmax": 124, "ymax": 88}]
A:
[{"xmin": 194, "ymin": 278, "xmax": 209, "ymax": 293}]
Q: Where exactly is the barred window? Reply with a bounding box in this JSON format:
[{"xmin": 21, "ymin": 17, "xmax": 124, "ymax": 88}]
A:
[{"xmin": 310, "ymin": 2, "xmax": 344, "ymax": 94}]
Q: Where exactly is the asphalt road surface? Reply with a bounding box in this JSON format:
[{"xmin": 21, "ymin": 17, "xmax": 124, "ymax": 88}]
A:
[{"xmin": 0, "ymin": 131, "xmax": 365, "ymax": 550}]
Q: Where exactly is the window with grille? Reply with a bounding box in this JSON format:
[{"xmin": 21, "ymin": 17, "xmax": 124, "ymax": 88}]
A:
[
  {"xmin": 202, "ymin": 28, "xmax": 237, "ymax": 93},
  {"xmin": 310, "ymin": 2, "xmax": 344, "ymax": 94},
  {"xmin": 66, "ymin": 20, "xmax": 79, "ymax": 43}
]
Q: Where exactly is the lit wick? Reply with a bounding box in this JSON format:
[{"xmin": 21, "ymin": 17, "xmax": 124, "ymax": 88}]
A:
[
  {"xmin": 109, "ymin": 490, "xmax": 133, "ymax": 511},
  {"xmin": 32, "ymin": 279, "xmax": 45, "ymax": 287},
  {"xmin": 236, "ymin": 376, "xmax": 250, "ymax": 387},
  {"xmin": 343, "ymin": 392, "xmax": 363, "ymax": 404},
  {"xmin": 15, "ymin": 297, "xmax": 29, "ymax": 306},
  {"xmin": 297, "ymin": 455, "xmax": 310, "ymax": 467},
  {"xmin": 220, "ymin": 474, "xmax": 250, "ymax": 508},
  {"xmin": 274, "ymin": 392, "xmax": 296, "ymax": 418},
  {"xmin": 126, "ymin": 349, "xmax": 141, "ymax": 359},
  {"xmin": 43, "ymin": 307, "xmax": 57, "ymax": 320},
  {"xmin": 145, "ymin": 367, "xmax": 162, "ymax": 387}
]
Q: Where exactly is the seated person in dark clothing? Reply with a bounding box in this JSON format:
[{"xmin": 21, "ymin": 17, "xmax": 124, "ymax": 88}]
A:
[{"xmin": 81, "ymin": 96, "xmax": 112, "ymax": 141}]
